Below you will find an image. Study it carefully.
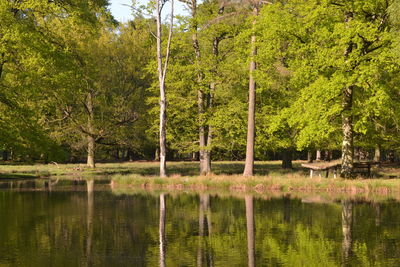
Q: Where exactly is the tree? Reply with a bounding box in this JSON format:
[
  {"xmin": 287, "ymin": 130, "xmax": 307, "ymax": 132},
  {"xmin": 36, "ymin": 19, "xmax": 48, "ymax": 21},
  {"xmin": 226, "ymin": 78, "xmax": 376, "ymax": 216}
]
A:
[
  {"xmin": 243, "ymin": 3, "xmax": 260, "ymax": 176},
  {"xmin": 155, "ymin": 0, "xmax": 174, "ymax": 177},
  {"xmin": 0, "ymin": 0, "xmax": 110, "ymax": 162},
  {"xmin": 257, "ymin": 0, "xmax": 398, "ymax": 177}
]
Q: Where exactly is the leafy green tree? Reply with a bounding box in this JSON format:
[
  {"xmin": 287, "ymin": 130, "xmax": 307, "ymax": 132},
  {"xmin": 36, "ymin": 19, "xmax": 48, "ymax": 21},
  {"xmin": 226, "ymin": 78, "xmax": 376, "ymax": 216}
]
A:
[
  {"xmin": 0, "ymin": 0, "xmax": 110, "ymax": 162},
  {"xmin": 256, "ymin": 0, "xmax": 399, "ymax": 176}
]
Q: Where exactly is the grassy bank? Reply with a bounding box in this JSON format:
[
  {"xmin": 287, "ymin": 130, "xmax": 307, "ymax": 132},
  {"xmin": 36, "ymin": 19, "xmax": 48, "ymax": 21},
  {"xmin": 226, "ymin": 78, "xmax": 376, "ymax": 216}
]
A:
[{"xmin": 111, "ymin": 172, "xmax": 400, "ymax": 195}]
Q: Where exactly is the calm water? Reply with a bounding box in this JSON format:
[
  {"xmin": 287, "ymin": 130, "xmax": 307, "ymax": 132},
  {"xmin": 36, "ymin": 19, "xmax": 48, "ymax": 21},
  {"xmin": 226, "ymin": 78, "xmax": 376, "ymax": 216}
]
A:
[{"xmin": 0, "ymin": 180, "xmax": 400, "ymax": 266}]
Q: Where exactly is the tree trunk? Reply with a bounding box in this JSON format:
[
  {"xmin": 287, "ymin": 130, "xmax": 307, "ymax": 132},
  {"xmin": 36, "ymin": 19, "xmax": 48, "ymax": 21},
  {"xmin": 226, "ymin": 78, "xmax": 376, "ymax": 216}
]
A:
[
  {"xmin": 204, "ymin": 149, "xmax": 211, "ymax": 176},
  {"xmin": 159, "ymin": 194, "xmax": 166, "ymax": 267},
  {"xmin": 201, "ymin": 38, "xmax": 219, "ymax": 176},
  {"xmin": 156, "ymin": 0, "xmax": 174, "ymax": 178},
  {"xmin": 316, "ymin": 150, "xmax": 321, "ymax": 161},
  {"xmin": 86, "ymin": 91, "xmax": 95, "ymax": 168},
  {"xmin": 282, "ymin": 149, "xmax": 293, "ymax": 169},
  {"xmin": 243, "ymin": 7, "xmax": 259, "ymax": 177},
  {"xmin": 2, "ymin": 150, "xmax": 8, "ymax": 161},
  {"xmin": 307, "ymin": 151, "xmax": 313, "ymax": 163},
  {"xmin": 374, "ymin": 145, "xmax": 381, "ymax": 162},
  {"xmin": 245, "ymin": 195, "xmax": 255, "ymax": 267},
  {"xmin": 325, "ymin": 150, "xmax": 331, "ymax": 161},
  {"xmin": 341, "ymin": 200, "xmax": 353, "ymax": 265},
  {"xmin": 159, "ymin": 86, "xmax": 167, "ymax": 177},
  {"xmin": 190, "ymin": 1, "xmax": 211, "ymax": 176},
  {"xmin": 340, "ymin": 86, "xmax": 354, "ymax": 178},
  {"xmin": 0, "ymin": 54, "xmax": 4, "ymax": 80},
  {"xmin": 198, "ymin": 87, "xmax": 207, "ymax": 175},
  {"xmin": 86, "ymin": 137, "xmax": 95, "ymax": 168},
  {"xmin": 354, "ymin": 147, "xmax": 360, "ymax": 161}
]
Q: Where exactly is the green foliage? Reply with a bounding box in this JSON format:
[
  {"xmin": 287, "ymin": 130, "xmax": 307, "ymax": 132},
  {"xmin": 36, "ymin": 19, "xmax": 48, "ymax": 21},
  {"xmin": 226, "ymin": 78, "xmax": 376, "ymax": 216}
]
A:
[{"xmin": 2, "ymin": 0, "xmax": 400, "ymax": 163}]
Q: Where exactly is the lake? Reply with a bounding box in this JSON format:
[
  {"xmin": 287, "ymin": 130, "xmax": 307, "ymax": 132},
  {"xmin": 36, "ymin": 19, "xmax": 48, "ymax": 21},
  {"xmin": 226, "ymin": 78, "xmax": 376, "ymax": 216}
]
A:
[{"xmin": 0, "ymin": 179, "xmax": 399, "ymax": 266}]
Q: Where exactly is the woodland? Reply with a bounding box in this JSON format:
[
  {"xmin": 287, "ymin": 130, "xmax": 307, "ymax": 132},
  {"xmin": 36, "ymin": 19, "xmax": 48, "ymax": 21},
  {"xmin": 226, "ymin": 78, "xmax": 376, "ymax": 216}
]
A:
[{"xmin": 2, "ymin": 0, "xmax": 400, "ymax": 178}]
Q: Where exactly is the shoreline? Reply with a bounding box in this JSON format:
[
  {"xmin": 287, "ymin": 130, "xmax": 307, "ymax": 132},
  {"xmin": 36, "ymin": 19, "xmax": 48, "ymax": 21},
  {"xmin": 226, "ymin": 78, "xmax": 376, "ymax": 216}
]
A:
[{"xmin": 111, "ymin": 173, "xmax": 400, "ymax": 197}]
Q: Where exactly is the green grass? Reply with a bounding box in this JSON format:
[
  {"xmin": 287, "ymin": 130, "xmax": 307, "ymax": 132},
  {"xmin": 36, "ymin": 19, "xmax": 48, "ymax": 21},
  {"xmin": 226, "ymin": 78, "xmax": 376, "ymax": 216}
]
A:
[{"xmin": 0, "ymin": 160, "xmax": 306, "ymax": 179}]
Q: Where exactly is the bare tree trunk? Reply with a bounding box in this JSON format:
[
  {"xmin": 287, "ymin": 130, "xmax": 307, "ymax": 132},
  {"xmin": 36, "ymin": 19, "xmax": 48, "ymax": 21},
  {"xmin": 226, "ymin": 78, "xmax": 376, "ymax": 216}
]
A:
[
  {"xmin": 341, "ymin": 86, "xmax": 354, "ymax": 178},
  {"xmin": 86, "ymin": 91, "xmax": 95, "ymax": 168},
  {"xmin": 245, "ymin": 195, "xmax": 255, "ymax": 267},
  {"xmin": 243, "ymin": 7, "xmax": 259, "ymax": 177},
  {"xmin": 341, "ymin": 200, "xmax": 353, "ymax": 266},
  {"xmin": 159, "ymin": 193, "xmax": 166, "ymax": 267},
  {"xmin": 159, "ymin": 83, "xmax": 167, "ymax": 177},
  {"xmin": 374, "ymin": 144, "xmax": 381, "ymax": 162},
  {"xmin": 156, "ymin": 0, "xmax": 174, "ymax": 178}
]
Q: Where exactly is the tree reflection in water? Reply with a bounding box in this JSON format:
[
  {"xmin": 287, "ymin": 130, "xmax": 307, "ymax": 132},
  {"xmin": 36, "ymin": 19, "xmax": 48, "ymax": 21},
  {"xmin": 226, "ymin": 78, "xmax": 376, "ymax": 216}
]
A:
[
  {"xmin": 197, "ymin": 194, "xmax": 213, "ymax": 267},
  {"xmin": 246, "ymin": 195, "xmax": 255, "ymax": 267},
  {"xmin": 159, "ymin": 193, "xmax": 166, "ymax": 267},
  {"xmin": 341, "ymin": 200, "xmax": 353, "ymax": 266},
  {"xmin": 1, "ymin": 185, "xmax": 400, "ymax": 266},
  {"xmin": 86, "ymin": 180, "xmax": 94, "ymax": 267}
]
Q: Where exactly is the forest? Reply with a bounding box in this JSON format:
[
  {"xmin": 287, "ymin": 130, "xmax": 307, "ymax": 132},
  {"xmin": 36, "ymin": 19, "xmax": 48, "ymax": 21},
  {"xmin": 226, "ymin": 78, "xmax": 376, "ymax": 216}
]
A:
[{"xmin": 2, "ymin": 0, "xmax": 400, "ymax": 178}]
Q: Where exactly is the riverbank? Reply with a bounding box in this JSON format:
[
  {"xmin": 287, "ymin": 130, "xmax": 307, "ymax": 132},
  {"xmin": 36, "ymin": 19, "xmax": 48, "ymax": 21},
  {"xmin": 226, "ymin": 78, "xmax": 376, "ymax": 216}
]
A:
[{"xmin": 111, "ymin": 172, "xmax": 400, "ymax": 195}]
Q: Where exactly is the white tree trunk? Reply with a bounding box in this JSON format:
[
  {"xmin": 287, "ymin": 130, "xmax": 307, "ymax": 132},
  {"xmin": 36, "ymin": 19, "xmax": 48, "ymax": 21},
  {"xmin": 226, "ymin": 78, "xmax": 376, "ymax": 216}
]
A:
[{"xmin": 156, "ymin": 0, "xmax": 174, "ymax": 178}]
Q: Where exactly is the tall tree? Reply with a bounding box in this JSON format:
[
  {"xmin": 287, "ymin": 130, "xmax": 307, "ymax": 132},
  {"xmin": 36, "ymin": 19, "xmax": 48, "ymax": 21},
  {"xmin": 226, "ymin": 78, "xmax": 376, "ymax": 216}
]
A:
[{"xmin": 155, "ymin": 0, "xmax": 174, "ymax": 177}]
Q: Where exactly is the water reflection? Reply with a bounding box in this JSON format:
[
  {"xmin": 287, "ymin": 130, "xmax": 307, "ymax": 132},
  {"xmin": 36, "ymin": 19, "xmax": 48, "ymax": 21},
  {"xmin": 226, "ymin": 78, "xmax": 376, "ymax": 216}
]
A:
[
  {"xmin": 86, "ymin": 180, "xmax": 94, "ymax": 266},
  {"xmin": 197, "ymin": 194, "xmax": 213, "ymax": 267},
  {"xmin": 245, "ymin": 195, "xmax": 255, "ymax": 267},
  {"xmin": 341, "ymin": 200, "xmax": 353, "ymax": 266},
  {"xmin": 0, "ymin": 182, "xmax": 400, "ymax": 266},
  {"xmin": 159, "ymin": 193, "xmax": 166, "ymax": 267}
]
